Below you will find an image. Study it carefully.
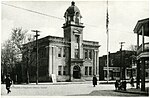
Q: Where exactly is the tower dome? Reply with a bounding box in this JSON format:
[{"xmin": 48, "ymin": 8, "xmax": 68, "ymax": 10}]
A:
[{"xmin": 64, "ymin": 1, "xmax": 82, "ymax": 25}]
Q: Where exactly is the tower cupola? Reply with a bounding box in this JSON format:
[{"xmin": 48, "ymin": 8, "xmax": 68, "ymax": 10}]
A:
[{"xmin": 64, "ymin": 1, "xmax": 82, "ymax": 25}]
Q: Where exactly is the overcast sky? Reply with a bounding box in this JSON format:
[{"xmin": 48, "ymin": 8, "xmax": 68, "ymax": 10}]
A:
[{"xmin": 1, "ymin": 0, "xmax": 149, "ymax": 56}]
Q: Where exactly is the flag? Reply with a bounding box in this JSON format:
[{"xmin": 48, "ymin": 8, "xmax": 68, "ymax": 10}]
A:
[
  {"xmin": 106, "ymin": 9, "xmax": 109, "ymax": 29},
  {"xmin": 106, "ymin": 0, "xmax": 109, "ymax": 30}
]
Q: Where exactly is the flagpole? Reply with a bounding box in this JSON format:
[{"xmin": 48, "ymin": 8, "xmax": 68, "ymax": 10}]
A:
[{"xmin": 106, "ymin": 0, "xmax": 109, "ymax": 83}]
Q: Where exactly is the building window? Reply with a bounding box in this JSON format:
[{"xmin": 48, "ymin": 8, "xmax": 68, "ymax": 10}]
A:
[
  {"xmin": 75, "ymin": 35, "xmax": 79, "ymax": 49},
  {"xmin": 116, "ymin": 72, "xmax": 120, "ymax": 77},
  {"xmin": 111, "ymin": 59, "xmax": 113, "ymax": 66},
  {"xmin": 104, "ymin": 70, "xmax": 107, "ymax": 78},
  {"xmin": 63, "ymin": 66, "xmax": 67, "ymax": 75},
  {"xmin": 63, "ymin": 48, "xmax": 65, "ymax": 57},
  {"xmin": 105, "ymin": 60, "xmax": 107, "ymax": 66},
  {"xmin": 85, "ymin": 67, "xmax": 88, "ymax": 75},
  {"xmin": 89, "ymin": 67, "xmax": 92, "ymax": 75},
  {"xmin": 75, "ymin": 49, "xmax": 79, "ymax": 58},
  {"xmin": 146, "ymin": 71, "xmax": 149, "ymax": 77},
  {"xmin": 89, "ymin": 50, "xmax": 92, "ymax": 59},
  {"xmin": 58, "ymin": 66, "xmax": 62, "ymax": 75},
  {"xmin": 75, "ymin": 35, "xmax": 79, "ymax": 43},
  {"xmin": 85, "ymin": 50, "xmax": 88, "ymax": 59},
  {"xmin": 58, "ymin": 47, "xmax": 62, "ymax": 57}
]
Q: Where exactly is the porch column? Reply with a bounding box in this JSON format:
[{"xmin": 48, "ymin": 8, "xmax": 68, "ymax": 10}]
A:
[
  {"xmin": 141, "ymin": 25, "xmax": 145, "ymax": 91},
  {"xmin": 48, "ymin": 45, "xmax": 52, "ymax": 76},
  {"xmin": 136, "ymin": 60, "xmax": 140, "ymax": 89},
  {"xmin": 142, "ymin": 26, "xmax": 145, "ymax": 51},
  {"xmin": 96, "ymin": 50, "xmax": 99, "ymax": 76},
  {"xmin": 93, "ymin": 50, "xmax": 95, "ymax": 75},
  {"xmin": 70, "ymin": 65, "xmax": 74, "ymax": 81},
  {"xmin": 94, "ymin": 50, "xmax": 97, "ymax": 75},
  {"xmin": 141, "ymin": 58, "xmax": 145, "ymax": 91},
  {"xmin": 137, "ymin": 33, "xmax": 139, "ymax": 48},
  {"xmin": 48, "ymin": 46, "xmax": 56, "ymax": 76}
]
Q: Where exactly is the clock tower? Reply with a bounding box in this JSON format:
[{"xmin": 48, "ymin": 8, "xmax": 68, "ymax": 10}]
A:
[{"xmin": 62, "ymin": 1, "xmax": 85, "ymax": 81}]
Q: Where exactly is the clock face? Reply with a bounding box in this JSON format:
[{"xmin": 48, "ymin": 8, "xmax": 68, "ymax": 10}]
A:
[{"xmin": 73, "ymin": 28, "xmax": 81, "ymax": 34}]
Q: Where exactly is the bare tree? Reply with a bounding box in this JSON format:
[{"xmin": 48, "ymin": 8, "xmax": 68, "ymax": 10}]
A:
[
  {"xmin": 128, "ymin": 45, "xmax": 137, "ymax": 51},
  {"xmin": 1, "ymin": 27, "xmax": 28, "ymax": 83},
  {"xmin": 1, "ymin": 40, "xmax": 14, "ymax": 74},
  {"xmin": 11, "ymin": 28, "xmax": 28, "ymax": 50}
]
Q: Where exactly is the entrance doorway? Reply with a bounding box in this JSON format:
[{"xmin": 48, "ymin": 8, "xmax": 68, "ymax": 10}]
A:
[{"xmin": 73, "ymin": 65, "xmax": 81, "ymax": 79}]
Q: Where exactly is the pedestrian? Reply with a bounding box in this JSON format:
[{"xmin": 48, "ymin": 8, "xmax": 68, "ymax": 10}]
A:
[
  {"xmin": 122, "ymin": 80, "xmax": 126, "ymax": 91},
  {"xmin": 130, "ymin": 77, "xmax": 134, "ymax": 87},
  {"xmin": 93, "ymin": 75, "xmax": 97, "ymax": 87},
  {"xmin": 118, "ymin": 80, "xmax": 122, "ymax": 90},
  {"xmin": 5, "ymin": 74, "xmax": 12, "ymax": 94},
  {"xmin": 115, "ymin": 80, "xmax": 118, "ymax": 90}
]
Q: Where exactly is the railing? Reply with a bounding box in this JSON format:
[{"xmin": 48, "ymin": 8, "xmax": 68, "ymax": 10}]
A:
[{"xmin": 137, "ymin": 43, "xmax": 149, "ymax": 54}]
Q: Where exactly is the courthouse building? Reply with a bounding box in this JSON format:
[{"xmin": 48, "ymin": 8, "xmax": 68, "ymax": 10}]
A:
[{"xmin": 22, "ymin": 2, "xmax": 100, "ymax": 82}]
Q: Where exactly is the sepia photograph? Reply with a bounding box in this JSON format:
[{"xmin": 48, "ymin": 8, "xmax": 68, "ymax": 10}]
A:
[{"xmin": 1, "ymin": 0, "xmax": 149, "ymax": 97}]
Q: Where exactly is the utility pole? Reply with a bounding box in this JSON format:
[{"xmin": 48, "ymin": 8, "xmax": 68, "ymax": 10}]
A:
[
  {"xmin": 32, "ymin": 30, "xmax": 40, "ymax": 85},
  {"xmin": 119, "ymin": 42, "xmax": 125, "ymax": 80}
]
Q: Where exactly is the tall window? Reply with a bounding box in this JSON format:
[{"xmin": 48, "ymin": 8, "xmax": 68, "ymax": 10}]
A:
[
  {"xmin": 89, "ymin": 50, "xmax": 92, "ymax": 59},
  {"xmin": 58, "ymin": 47, "xmax": 62, "ymax": 57},
  {"xmin": 75, "ymin": 35, "xmax": 79, "ymax": 50},
  {"xmin": 75, "ymin": 35, "xmax": 79, "ymax": 43},
  {"xmin": 85, "ymin": 67, "xmax": 88, "ymax": 75},
  {"xmin": 63, "ymin": 48, "xmax": 65, "ymax": 57},
  {"xmin": 85, "ymin": 50, "xmax": 88, "ymax": 59},
  {"xmin": 58, "ymin": 66, "xmax": 62, "ymax": 75},
  {"xmin": 111, "ymin": 59, "xmax": 114, "ymax": 66},
  {"xmin": 75, "ymin": 49, "xmax": 79, "ymax": 58},
  {"xmin": 105, "ymin": 60, "xmax": 107, "ymax": 66},
  {"xmin": 75, "ymin": 12, "xmax": 80, "ymax": 24},
  {"xmin": 89, "ymin": 67, "xmax": 92, "ymax": 75}
]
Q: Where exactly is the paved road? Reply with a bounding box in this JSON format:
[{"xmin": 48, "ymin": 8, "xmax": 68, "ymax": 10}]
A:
[
  {"xmin": 75, "ymin": 90, "xmax": 146, "ymax": 96},
  {"xmin": 1, "ymin": 82, "xmax": 148, "ymax": 96}
]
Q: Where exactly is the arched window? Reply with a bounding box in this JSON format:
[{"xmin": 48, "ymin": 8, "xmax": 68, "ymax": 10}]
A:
[{"xmin": 75, "ymin": 12, "xmax": 80, "ymax": 24}]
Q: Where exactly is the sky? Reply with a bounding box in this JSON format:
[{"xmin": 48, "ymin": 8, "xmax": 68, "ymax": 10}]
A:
[{"xmin": 1, "ymin": 0, "xmax": 149, "ymax": 56}]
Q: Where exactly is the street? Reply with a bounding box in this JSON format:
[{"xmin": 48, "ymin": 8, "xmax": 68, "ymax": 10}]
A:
[{"xmin": 1, "ymin": 82, "xmax": 148, "ymax": 96}]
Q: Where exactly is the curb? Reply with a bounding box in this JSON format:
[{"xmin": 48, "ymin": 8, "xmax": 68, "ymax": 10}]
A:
[
  {"xmin": 99, "ymin": 80, "xmax": 149, "ymax": 84},
  {"xmin": 99, "ymin": 82, "xmax": 115, "ymax": 84},
  {"xmin": 8, "ymin": 81, "xmax": 91, "ymax": 86}
]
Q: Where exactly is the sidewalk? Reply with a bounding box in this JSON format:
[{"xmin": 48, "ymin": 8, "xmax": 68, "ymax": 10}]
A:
[
  {"xmin": 99, "ymin": 80, "xmax": 115, "ymax": 84},
  {"xmin": 11, "ymin": 80, "xmax": 115, "ymax": 85},
  {"xmin": 9, "ymin": 81, "xmax": 91, "ymax": 86},
  {"xmin": 99, "ymin": 80, "xmax": 149, "ymax": 84},
  {"xmin": 9, "ymin": 80, "xmax": 149, "ymax": 85},
  {"xmin": 115, "ymin": 87, "xmax": 149, "ymax": 96}
]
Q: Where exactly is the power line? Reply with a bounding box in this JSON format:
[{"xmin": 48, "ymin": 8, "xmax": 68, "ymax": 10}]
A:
[
  {"xmin": 2, "ymin": 2, "xmax": 136, "ymax": 32},
  {"xmin": 2, "ymin": 3, "xmax": 64, "ymax": 20},
  {"xmin": 2, "ymin": 3, "xmax": 98, "ymax": 28}
]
